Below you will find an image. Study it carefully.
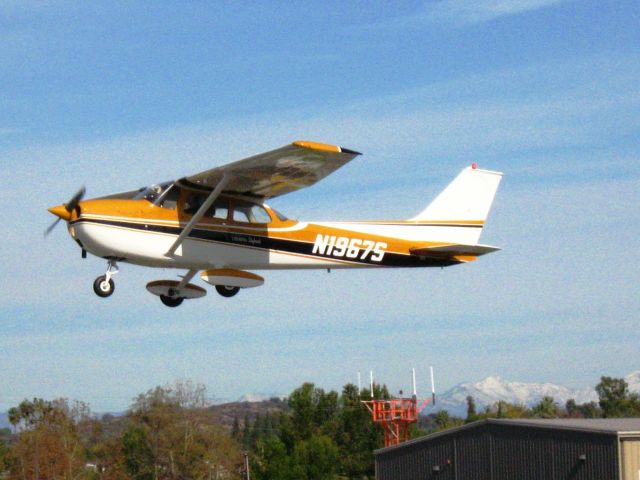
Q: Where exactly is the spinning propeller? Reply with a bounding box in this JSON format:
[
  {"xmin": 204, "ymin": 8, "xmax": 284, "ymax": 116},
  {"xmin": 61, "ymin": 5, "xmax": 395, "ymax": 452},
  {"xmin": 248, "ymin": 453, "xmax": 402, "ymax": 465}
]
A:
[{"xmin": 45, "ymin": 186, "xmax": 86, "ymax": 236}]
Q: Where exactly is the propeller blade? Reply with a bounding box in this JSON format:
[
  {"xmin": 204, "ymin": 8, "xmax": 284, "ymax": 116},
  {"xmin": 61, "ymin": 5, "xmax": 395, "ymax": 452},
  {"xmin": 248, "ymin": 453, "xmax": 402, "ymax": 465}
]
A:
[
  {"xmin": 44, "ymin": 217, "xmax": 62, "ymax": 237},
  {"xmin": 65, "ymin": 186, "xmax": 86, "ymax": 213}
]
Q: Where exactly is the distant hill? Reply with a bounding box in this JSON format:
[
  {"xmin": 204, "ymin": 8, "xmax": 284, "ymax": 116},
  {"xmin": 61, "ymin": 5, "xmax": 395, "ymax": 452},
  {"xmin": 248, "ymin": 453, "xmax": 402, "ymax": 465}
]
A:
[
  {"xmin": 209, "ymin": 396, "xmax": 289, "ymax": 430},
  {"xmin": 430, "ymin": 371, "xmax": 640, "ymax": 417}
]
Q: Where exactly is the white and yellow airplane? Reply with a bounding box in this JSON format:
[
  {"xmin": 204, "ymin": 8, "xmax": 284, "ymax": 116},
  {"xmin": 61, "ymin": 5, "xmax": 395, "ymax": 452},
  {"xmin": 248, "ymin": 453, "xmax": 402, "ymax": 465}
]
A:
[{"xmin": 47, "ymin": 141, "xmax": 503, "ymax": 307}]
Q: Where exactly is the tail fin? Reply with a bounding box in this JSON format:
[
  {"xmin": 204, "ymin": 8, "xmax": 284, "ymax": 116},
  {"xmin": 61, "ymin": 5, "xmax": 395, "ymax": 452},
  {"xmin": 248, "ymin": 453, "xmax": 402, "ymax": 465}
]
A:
[{"xmin": 411, "ymin": 166, "xmax": 503, "ymax": 245}]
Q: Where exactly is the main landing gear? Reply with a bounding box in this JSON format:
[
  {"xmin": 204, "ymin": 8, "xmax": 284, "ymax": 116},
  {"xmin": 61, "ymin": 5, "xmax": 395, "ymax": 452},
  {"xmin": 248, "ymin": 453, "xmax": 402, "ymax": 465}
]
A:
[
  {"xmin": 146, "ymin": 270, "xmax": 207, "ymax": 308},
  {"xmin": 91, "ymin": 263, "xmax": 243, "ymax": 307},
  {"xmin": 215, "ymin": 285, "xmax": 240, "ymax": 298},
  {"xmin": 160, "ymin": 293, "xmax": 184, "ymax": 308},
  {"xmin": 93, "ymin": 260, "xmax": 118, "ymax": 298}
]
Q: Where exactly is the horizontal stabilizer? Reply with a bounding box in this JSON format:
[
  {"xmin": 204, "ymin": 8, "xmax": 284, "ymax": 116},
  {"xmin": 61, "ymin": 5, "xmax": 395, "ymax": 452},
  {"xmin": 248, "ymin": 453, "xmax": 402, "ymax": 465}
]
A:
[{"xmin": 410, "ymin": 244, "xmax": 500, "ymax": 258}]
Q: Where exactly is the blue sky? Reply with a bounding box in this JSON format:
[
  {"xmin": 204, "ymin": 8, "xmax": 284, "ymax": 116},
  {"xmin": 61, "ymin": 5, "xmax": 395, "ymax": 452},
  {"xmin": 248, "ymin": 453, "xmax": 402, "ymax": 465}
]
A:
[{"xmin": 1, "ymin": 0, "xmax": 639, "ymax": 411}]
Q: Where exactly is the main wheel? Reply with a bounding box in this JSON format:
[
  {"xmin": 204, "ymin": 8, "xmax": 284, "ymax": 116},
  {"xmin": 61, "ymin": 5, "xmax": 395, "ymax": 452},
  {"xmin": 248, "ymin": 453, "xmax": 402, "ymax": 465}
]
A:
[
  {"xmin": 93, "ymin": 275, "xmax": 115, "ymax": 298},
  {"xmin": 216, "ymin": 285, "xmax": 240, "ymax": 298},
  {"xmin": 160, "ymin": 295, "xmax": 184, "ymax": 307}
]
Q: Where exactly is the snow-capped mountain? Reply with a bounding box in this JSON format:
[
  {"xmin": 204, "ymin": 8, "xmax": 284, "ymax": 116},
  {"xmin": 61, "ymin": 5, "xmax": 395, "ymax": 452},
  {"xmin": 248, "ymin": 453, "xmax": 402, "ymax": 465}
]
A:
[
  {"xmin": 431, "ymin": 373, "xmax": 640, "ymax": 417},
  {"xmin": 625, "ymin": 371, "xmax": 640, "ymax": 393}
]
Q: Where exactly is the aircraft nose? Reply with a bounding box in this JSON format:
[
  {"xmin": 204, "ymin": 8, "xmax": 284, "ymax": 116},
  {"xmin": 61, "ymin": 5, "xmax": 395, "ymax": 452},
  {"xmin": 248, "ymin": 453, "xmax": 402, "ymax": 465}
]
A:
[{"xmin": 48, "ymin": 204, "xmax": 72, "ymax": 221}]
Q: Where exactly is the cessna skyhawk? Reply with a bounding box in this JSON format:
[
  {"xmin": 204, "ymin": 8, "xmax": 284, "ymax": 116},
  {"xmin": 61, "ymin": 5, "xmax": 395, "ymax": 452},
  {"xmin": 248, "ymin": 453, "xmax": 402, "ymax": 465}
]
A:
[{"xmin": 47, "ymin": 141, "xmax": 503, "ymax": 307}]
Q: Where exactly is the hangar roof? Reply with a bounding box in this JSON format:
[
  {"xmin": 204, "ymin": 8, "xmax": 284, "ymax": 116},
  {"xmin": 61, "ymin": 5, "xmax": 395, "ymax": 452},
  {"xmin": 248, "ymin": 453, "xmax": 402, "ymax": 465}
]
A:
[
  {"xmin": 490, "ymin": 418, "xmax": 640, "ymax": 434},
  {"xmin": 375, "ymin": 418, "xmax": 640, "ymax": 454}
]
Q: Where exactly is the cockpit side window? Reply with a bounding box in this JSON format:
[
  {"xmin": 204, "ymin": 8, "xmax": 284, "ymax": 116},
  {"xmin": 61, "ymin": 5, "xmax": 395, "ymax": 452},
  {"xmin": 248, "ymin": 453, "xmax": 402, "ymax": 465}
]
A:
[
  {"xmin": 231, "ymin": 202, "xmax": 271, "ymax": 224},
  {"xmin": 183, "ymin": 192, "xmax": 206, "ymax": 215},
  {"xmin": 249, "ymin": 205, "xmax": 272, "ymax": 223},
  {"xmin": 156, "ymin": 184, "xmax": 180, "ymax": 209}
]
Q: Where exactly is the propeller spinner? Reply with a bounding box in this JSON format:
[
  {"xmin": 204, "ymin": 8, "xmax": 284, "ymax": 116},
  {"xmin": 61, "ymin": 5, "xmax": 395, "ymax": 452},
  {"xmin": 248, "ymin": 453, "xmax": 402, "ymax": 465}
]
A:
[{"xmin": 45, "ymin": 186, "xmax": 86, "ymax": 236}]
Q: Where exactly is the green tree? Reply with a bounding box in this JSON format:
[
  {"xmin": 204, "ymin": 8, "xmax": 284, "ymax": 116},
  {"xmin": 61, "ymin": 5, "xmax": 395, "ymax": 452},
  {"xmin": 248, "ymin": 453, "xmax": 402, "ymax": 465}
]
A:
[
  {"xmin": 336, "ymin": 383, "xmax": 379, "ymax": 477},
  {"xmin": 465, "ymin": 395, "xmax": 478, "ymax": 423},
  {"xmin": 578, "ymin": 401, "xmax": 602, "ymax": 418},
  {"xmin": 293, "ymin": 435, "xmax": 340, "ymax": 480},
  {"xmin": 494, "ymin": 400, "xmax": 529, "ymax": 419},
  {"xmin": 565, "ymin": 399, "xmax": 579, "ymax": 417},
  {"xmin": 6, "ymin": 398, "xmax": 91, "ymax": 480},
  {"xmin": 596, "ymin": 376, "xmax": 640, "ymax": 417},
  {"xmin": 125, "ymin": 382, "xmax": 241, "ymax": 479},
  {"xmin": 532, "ymin": 396, "xmax": 559, "ymax": 418},
  {"xmin": 122, "ymin": 425, "xmax": 154, "ymax": 480},
  {"xmin": 251, "ymin": 434, "xmax": 296, "ymax": 480},
  {"xmin": 434, "ymin": 410, "xmax": 464, "ymax": 431},
  {"xmin": 232, "ymin": 416, "xmax": 241, "ymax": 441}
]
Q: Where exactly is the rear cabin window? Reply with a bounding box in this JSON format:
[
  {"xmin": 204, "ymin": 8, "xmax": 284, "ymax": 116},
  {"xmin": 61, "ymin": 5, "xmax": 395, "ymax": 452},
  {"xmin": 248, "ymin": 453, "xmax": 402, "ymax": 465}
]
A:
[{"xmin": 207, "ymin": 198, "xmax": 230, "ymax": 221}]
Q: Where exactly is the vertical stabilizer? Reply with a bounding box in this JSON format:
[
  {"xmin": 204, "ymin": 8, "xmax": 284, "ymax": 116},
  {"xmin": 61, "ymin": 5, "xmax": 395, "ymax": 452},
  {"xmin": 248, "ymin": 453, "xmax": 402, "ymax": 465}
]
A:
[{"xmin": 411, "ymin": 166, "xmax": 503, "ymax": 245}]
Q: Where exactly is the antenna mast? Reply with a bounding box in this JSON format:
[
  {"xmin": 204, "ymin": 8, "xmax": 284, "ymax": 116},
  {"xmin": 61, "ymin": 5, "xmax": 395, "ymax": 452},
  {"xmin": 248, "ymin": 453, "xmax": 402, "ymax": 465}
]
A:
[
  {"xmin": 370, "ymin": 370, "xmax": 374, "ymax": 398},
  {"xmin": 430, "ymin": 366, "xmax": 436, "ymax": 405}
]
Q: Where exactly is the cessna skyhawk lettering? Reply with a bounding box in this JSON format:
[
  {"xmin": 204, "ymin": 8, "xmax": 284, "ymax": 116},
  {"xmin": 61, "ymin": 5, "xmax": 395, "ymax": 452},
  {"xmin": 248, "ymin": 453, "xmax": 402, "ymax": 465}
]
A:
[{"xmin": 47, "ymin": 141, "xmax": 503, "ymax": 307}]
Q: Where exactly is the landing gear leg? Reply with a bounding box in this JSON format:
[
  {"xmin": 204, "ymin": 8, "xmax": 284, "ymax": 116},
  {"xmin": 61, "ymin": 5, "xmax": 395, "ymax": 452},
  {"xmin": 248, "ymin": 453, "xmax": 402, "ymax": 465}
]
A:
[{"xmin": 93, "ymin": 260, "xmax": 119, "ymax": 298}]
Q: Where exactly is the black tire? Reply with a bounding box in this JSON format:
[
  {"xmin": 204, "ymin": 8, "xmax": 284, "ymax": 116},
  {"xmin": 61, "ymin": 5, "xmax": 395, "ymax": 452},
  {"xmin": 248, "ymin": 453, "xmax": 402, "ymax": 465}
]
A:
[
  {"xmin": 216, "ymin": 285, "xmax": 240, "ymax": 298},
  {"xmin": 93, "ymin": 275, "xmax": 115, "ymax": 298},
  {"xmin": 160, "ymin": 295, "xmax": 184, "ymax": 307}
]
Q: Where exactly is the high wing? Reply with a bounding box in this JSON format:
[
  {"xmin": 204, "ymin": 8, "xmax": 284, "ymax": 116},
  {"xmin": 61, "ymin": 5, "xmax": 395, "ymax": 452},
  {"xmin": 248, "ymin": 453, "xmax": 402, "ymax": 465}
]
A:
[{"xmin": 176, "ymin": 141, "xmax": 361, "ymax": 198}]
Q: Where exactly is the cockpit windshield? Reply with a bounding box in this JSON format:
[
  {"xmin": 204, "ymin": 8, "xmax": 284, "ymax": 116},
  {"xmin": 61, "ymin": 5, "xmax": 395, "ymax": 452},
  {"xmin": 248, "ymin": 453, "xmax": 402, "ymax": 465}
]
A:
[{"xmin": 134, "ymin": 181, "xmax": 173, "ymax": 203}]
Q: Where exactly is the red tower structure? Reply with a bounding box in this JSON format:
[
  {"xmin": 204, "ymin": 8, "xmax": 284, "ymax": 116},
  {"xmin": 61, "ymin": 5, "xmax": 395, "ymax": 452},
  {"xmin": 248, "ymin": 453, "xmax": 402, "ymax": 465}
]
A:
[{"xmin": 361, "ymin": 368, "xmax": 435, "ymax": 448}]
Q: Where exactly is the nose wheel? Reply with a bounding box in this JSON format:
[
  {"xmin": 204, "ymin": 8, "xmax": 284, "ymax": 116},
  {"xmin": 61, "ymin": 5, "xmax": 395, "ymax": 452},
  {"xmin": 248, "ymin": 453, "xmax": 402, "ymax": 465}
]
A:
[
  {"xmin": 93, "ymin": 260, "xmax": 119, "ymax": 298},
  {"xmin": 93, "ymin": 275, "xmax": 115, "ymax": 297}
]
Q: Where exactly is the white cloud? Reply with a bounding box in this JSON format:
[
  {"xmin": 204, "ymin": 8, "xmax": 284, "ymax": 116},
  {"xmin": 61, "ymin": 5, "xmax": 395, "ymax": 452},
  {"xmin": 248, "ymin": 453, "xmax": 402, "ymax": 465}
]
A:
[
  {"xmin": 363, "ymin": 0, "xmax": 568, "ymax": 31},
  {"xmin": 440, "ymin": 0, "xmax": 568, "ymax": 26}
]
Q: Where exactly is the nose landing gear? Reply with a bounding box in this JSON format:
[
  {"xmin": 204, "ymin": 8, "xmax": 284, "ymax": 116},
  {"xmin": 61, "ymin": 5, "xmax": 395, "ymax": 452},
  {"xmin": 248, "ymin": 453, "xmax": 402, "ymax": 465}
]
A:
[{"xmin": 93, "ymin": 260, "xmax": 119, "ymax": 298}]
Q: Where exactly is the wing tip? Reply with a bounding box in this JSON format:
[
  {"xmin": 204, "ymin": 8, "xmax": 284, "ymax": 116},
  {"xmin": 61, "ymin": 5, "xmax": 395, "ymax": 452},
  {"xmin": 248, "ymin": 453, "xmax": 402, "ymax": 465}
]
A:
[{"xmin": 293, "ymin": 140, "xmax": 361, "ymax": 156}]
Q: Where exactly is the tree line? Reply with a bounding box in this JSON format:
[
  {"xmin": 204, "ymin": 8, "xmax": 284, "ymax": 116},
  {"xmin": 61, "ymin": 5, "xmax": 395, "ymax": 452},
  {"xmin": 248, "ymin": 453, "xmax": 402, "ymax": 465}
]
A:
[
  {"xmin": 0, "ymin": 376, "xmax": 638, "ymax": 479},
  {"xmin": 0, "ymin": 380, "xmax": 240, "ymax": 480}
]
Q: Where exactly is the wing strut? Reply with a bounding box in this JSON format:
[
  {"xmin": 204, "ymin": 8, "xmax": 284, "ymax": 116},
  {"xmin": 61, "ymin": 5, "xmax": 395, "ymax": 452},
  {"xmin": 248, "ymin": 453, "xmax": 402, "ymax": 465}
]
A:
[{"xmin": 165, "ymin": 174, "xmax": 230, "ymax": 257}]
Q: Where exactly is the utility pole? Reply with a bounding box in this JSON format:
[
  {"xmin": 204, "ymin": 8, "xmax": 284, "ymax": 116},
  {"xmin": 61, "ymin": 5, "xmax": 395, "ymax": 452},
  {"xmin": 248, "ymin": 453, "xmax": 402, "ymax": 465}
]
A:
[{"xmin": 243, "ymin": 450, "xmax": 250, "ymax": 480}]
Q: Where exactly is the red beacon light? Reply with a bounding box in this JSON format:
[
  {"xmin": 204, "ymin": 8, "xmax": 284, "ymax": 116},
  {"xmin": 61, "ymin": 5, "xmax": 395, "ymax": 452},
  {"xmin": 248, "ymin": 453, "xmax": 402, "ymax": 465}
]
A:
[{"xmin": 471, "ymin": 163, "xmax": 477, "ymax": 170}]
